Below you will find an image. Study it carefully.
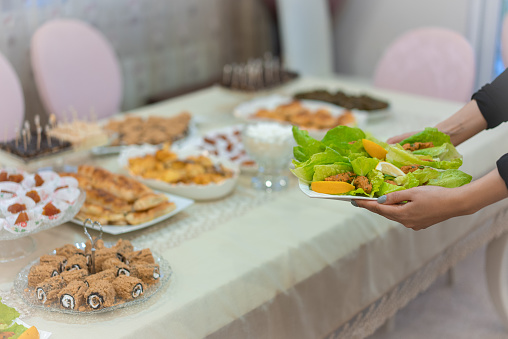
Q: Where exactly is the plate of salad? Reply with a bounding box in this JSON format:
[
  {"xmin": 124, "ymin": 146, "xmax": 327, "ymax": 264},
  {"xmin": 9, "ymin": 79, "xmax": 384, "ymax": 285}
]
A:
[{"xmin": 291, "ymin": 126, "xmax": 472, "ymax": 200}]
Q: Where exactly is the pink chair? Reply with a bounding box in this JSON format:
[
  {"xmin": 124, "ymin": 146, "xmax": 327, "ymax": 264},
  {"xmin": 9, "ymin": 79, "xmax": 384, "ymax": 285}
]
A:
[
  {"xmin": 31, "ymin": 19, "xmax": 122, "ymax": 121},
  {"xmin": 0, "ymin": 52, "xmax": 24, "ymax": 140},
  {"xmin": 373, "ymin": 27, "xmax": 475, "ymax": 102}
]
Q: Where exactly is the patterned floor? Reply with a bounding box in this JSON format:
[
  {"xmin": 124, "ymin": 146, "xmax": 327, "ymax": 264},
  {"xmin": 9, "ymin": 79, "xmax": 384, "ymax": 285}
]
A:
[{"xmin": 368, "ymin": 245, "xmax": 508, "ymax": 339}]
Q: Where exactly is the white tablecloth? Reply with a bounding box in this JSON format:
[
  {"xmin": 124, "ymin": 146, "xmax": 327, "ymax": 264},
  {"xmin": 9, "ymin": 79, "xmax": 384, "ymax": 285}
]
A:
[{"xmin": 1, "ymin": 76, "xmax": 508, "ymax": 339}]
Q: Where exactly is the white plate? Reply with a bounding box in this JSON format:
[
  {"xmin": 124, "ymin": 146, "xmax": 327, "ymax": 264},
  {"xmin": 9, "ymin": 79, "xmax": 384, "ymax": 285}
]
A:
[
  {"xmin": 233, "ymin": 94, "xmax": 368, "ymax": 139},
  {"xmin": 91, "ymin": 118, "xmax": 198, "ymax": 156},
  {"xmin": 70, "ymin": 192, "xmax": 194, "ymax": 235},
  {"xmin": 118, "ymin": 145, "xmax": 240, "ymax": 201},
  {"xmin": 298, "ymin": 180, "xmax": 377, "ymax": 201},
  {"xmin": 174, "ymin": 125, "xmax": 258, "ymax": 173}
]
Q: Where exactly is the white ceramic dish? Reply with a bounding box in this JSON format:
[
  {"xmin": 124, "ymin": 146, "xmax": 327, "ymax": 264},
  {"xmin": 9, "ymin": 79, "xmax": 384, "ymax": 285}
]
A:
[
  {"xmin": 70, "ymin": 192, "xmax": 194, "ymax": 235},
  {"xmin": 298, "ymin": 180, "xmax": 377, "ymax": 201},
  {"xmin": 118, "ymin": 145, "xmax": 240, "ymax": 201},
  {"xmin": 174, "ymin": 125, "xmax": 257, "ymax": 173},
  {"xmin": 233, "ymin": 94, "xmax": 368, "ymax": 139}
]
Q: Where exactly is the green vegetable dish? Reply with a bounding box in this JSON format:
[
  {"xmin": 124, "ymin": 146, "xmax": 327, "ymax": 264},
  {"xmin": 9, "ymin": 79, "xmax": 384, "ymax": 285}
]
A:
[
  {"xmin": 290, "ymin": 125, "xmax": 472, "ymax": 198},
  {"xmin": 0, "ymin": 297, "xmax": 27, "ymax": 339}
]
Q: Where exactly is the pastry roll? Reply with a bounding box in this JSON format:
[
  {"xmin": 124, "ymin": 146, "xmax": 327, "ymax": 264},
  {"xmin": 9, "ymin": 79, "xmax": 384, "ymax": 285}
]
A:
[
  {"xmin": 84, "ymin": 280, "xmax": 116, "ymax": 310},
  {"xmin": 36, "ymin": 275, "xmax": 66, "ymax": 304},
  {"xmin": 124, "ymin": 248, "xmax": 155, "ymax": 265},
  {"xmin": 60, "ymin": 268, "xmax": 88, "ymax": 284},
  {"xmin": 67, "ymin": 254, "xmax": 88, "ymax": 270},
  {"xmin": 102, "ymin": 258, "xmax": 131, "ymax": 276},
  {"xmin": 84, "ymin": 269, "xmax": 116, "ymax": 287},
  {"xmin": 55, "ymin": 244, "xmax": 85, "ymax": 259},
  {"xmin": 112, "ymin": 276, "xmax": 145, "ymax": 300},
  {"xmin": 130, "ymin": 263, "xmax": 160, "ymax": 285},
  {"xmin": 28, "ymin": 265, "xmax": 59, "ymax": 287},
  {"xmin": 58, "ymin": 280, "xmax": 87, "ymax": 310},
  {"xmin": 40, "ymin": 255, "xmax": 67, "ymax": 272}
]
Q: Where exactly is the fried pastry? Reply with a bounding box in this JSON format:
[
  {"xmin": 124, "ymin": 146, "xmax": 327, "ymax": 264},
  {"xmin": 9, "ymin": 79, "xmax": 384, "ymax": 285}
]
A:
[{"xmin": 126, "ymin": 201, "xmax": 176, "ymax": 225}]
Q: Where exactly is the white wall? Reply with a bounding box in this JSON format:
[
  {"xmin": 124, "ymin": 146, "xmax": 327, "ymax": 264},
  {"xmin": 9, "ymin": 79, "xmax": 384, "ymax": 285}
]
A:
[{"xmin": 332, "ymin": 0, "xmax": 501, "ymax": 90}]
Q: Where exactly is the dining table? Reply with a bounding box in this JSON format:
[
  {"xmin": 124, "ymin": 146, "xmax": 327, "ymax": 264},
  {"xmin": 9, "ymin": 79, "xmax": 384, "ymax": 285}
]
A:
[{"xmin": 1, "ymin": 75, "xmax": 508, "ymax": 339}]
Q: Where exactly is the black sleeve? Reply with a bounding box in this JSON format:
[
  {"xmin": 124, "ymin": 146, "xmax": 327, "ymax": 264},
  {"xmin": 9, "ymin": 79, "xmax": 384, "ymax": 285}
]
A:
[
  {"xmin": 472, "ymin": 67, "xmax": 508, "ymax": 129},
  {"xmin": 497, "ymin": 154, "xmax": 508, "ymax": 190}
]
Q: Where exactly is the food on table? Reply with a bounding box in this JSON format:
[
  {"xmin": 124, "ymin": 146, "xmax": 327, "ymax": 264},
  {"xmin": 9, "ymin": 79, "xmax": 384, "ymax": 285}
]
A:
[
  {"xmin": 0, "ymin": 297, "xmax": 29, "ymax": 339},
  {"xmin": 0, "ymin": 130, "xmax": 72, "ymax": 160},
  {"xmin": 294, "ymin": 89, "xmax": 390, "ymax": 111},
  {"xmin": 60, "ymin": 166, "xmax": 175, "ymax": 226},
  {"xmin": 291, "ymin": 126, "xmax": 472, "ymax": 198},
  {"xmin": 196, "ymin": 126, "xmax": 256, "ymax": 168},
  {"xmin": 252, "ymin": 100, "xmax": 355, "ymax": 130},
  {"xmin": 24, "ymin": 239, "xmax": 161, "ymax": 311},
  {"xmin": 104, "ymin": 111, "xmax": 192, "ymax": 146},
  {"xmin": 47, "ymin": 120, "xmax": 108, "ymax": 149},
  {"xmin": 0, "ymin": 169, "xmax": 82, "ymax": 235},
  {"xmin": 112, "ymin": 276, "xmax": 145, "ymax": 300},
  {"xmin": 39, "ymin": 255, "xmax": 67, "ymax": 272},
  {"xmin": 127, "ymin": 148, "xmax": 234, "ymax": 185}
]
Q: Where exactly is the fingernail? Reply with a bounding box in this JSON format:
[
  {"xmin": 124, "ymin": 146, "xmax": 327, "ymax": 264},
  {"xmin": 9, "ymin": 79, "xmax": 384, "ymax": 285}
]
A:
[
  {"xmin": 377, "ymin": 195, "xmax": 387, "ymax": 204},
  {"xmin": 351, "ymin": 200, "xmax": 358, "ymax": 207}
]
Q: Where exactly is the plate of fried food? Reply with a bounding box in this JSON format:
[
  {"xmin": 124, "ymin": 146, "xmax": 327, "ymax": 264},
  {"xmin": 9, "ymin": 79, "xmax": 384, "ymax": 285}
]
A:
[
  {"xmin": 233, "ymin": 94, "xmax": 368, "ymax": 139},
  {"xmin": 91, "ymin": 111, "xmax": 196, "ymax": 156},
  {"xmin": 118, "ymin": 145, "xmax": 239, "ymax": 201},
  {"xmin": 60, "ymin": 166, "xmax": 193, "ymax": 235}
]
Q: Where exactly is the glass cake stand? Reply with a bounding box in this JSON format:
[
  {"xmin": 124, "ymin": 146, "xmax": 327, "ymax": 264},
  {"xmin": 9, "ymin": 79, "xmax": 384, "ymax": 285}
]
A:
[
  {"xmin": 0, "ymin": 190, "xmax": 86, "ymax": 262},
  {"xmin": 14, "ymin": 244, "xmax": 172, "ymax": 314}
]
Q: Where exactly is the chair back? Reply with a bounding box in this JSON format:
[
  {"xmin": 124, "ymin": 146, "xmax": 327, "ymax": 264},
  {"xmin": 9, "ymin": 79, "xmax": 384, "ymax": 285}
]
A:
[
  {"xmin": 373, "ymin": 27, "xmax": 475, "ymax": 102},
  {"xmin": 0, "ymin": 53, "xmax": 24, "ymax": 140},
  {"xmin": 31, "ymin": 19, "xmax": 122, "ymax": 120}
]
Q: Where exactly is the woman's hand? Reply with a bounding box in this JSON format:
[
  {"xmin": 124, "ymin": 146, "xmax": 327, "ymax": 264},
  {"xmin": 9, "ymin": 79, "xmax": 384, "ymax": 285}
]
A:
[
  {"xmin": 354, "ymin": 169, "xmax": 508, "ymax": 230},
  {"xmin": 354, "ymin": 186, "xmax": 466, "ymax": 230},
  {"xmin": 386, "ymin": 131, "xmax": 419, "ymax": 144}
]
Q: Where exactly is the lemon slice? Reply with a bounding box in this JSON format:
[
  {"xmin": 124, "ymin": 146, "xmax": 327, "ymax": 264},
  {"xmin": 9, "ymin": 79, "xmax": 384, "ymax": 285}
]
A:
[
  {"xmin": 18, "ymin": 326, "xmax": 39, "ymax": 339},
  {"xmin": 362, "ymin": 139, "xmax": 388, "ymax": 160},
  {"xmin": 311, "ymin": 181, "xmax": 355, "ymax": 194},
  {"xmin": 375, "ymin": 162, "xmax": 405, "ymax": 177}
]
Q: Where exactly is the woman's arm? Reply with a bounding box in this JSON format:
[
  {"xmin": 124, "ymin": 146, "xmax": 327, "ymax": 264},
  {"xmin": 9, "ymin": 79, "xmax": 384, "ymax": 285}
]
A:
[
  {"xmin": 387, "ymin": 100, "xmax": 487, "ymax": 145},
  {"xmin": 354, "ymin": 168, "xmax": 508, "ymax": 230}
]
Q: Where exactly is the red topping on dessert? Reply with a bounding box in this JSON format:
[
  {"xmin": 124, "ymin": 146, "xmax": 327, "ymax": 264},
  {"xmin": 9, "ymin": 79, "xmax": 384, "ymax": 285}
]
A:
[
  {"xmin": 0, "ymin": 172, "xmax": 7, "ymax": 181},
  {"xmin": 26, "ymin": 190, "xmax": 41, "ymax": 203},
  {"xmin": 8, "ymin": 174, "xmax": 24, "ymax": 183},
  {"xmin": 8, "ymin": 203, "xmax": 26, "ymax": 214},
  {"xmin": 55, "ymin": 185, "xmax": 68, "ymax": 191},
  {"xmin": 15, "ymin": 211, "xmax": 29, "ymax": 224},
  {"xmin": 34, "ymin": 173, "xmax": 44, "ymax": 187},
  {"xmin": 204, "ymin": 137, "xmax": 216, "ymax": 145},
  {"xmin": 42, "ymin": 202, "xmax": 61, "ymax": 216},
  {"xmin": 241, "ymin": 160, "xmax": 256, "ymax": 166}
]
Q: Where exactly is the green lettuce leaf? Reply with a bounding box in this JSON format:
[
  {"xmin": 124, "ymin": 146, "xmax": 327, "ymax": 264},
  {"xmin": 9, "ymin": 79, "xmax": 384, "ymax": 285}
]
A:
[
  {"xmin": 292, "ymin": 126, "xmax": 326, "ymax": 162},
  {"xmin": 312, "ymin": 162, "xmax": 353, "ymax": 182},
  {"xmin": 427, "ymin": 169, "xmax": 472, "ymax": 188},
  {"xmin": 351, "ymin": 156, "xmax": 379, "ymax": 176},
  {"xmin": 290, "ymin": 148, "xmax": 349, "ymax": 183},
  {"xmin": 399, "ymin": 127, "xmax": 451, "ymax": 147},
  {"xmin": 320, "ymin": 126, "xmax": 367, "ymax": 156},
  {"xmin": 386, "ymin": 144, "xmax": 462, "ymax": 169},
  {"xmin": 367, "ymin": 169, "xmax": 384, "ymax": 197},
  {"xmin": 378, "ymin": 181, "xmax": 406, "ymax": 196},
  {"xmin": 394, "ymin": 172, "xmax": 420, "ymax": 188},
  {"xmin": 412, "ymin": 142, "xmax": 461, "ymax": 162},
  {"xmin": 3, "ymin": 322, "xmax": 28, "ymax": 339},
  {"xmin": 0, "ymin": 297, "xmax": 20, "ymax": 328}
]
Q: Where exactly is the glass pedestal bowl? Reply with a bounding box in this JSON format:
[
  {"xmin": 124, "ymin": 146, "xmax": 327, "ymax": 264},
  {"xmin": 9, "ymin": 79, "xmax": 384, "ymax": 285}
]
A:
[{"xmin": 242, "ymin": 122, "xmax": 294, "ymax": 192}]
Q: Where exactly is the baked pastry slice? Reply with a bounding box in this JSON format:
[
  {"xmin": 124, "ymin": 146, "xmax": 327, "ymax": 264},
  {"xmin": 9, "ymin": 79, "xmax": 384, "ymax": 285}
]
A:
[
  {"xmin": 132, "ymin": 193, "xmax": 168, "ymax": 212},
  {"xmin": 126, "ymin": 201, "xmax": 176, "ymax": 225},
  {"xmin": 85, "ymin": 188, "xmax": 132, "ymax": 214}
]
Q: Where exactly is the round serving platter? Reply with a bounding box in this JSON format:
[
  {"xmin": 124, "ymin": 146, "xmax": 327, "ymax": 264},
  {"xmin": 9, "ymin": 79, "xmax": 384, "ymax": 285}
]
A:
[{"xmin": 14, "ymin": 244, "xmax": 172, "ymax": 315}]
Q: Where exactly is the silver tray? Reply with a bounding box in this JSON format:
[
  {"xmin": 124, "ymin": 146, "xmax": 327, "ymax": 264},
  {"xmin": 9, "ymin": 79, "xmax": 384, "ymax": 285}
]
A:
[{"xmin": 14, "ymin": 244, "xmax": 172, "ymax": 314}]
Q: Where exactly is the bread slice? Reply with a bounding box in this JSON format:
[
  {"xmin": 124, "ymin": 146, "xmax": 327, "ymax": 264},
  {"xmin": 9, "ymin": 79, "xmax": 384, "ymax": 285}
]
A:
[
  {"xmin": 126, "ymin": 201, "xmax": 176, "ymax": 225},
  {"xmin": 132, "ymin": 193, "xmax": 168, "ymax": 212}
]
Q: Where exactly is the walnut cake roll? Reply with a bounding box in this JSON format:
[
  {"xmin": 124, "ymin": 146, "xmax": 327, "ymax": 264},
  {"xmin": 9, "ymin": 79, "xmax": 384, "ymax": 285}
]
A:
[
  {"xmin": 130, "ymin": 263, "xmax": 160, "ymax": 285},
  {"xmin": 124, "ymin": 248, "xmax": 155, "ymax": 265},
  {"xmin": 55, "ymin": 244, "xmax": 85, "ymax": 259},
  {"xmin": 113, "ymin": 239, "xmax": 133, "ymax": 257},
  {"xmin": 102, "ymin": 258, "xmax": 131, "ymax": 276},
  {"xmin": 39, "ymin": 254, "xmax": 67, "ymax": 272},
  {"xmin": 84, "ymin": 269, "xmax": 116, "ymax": 287},
  {"xmin": 28, "ymin": 265, "xmax": 59, "ymax": 287},
  {"xmin": 112, "ymin": 276, "xmax": 145, "ymax": 300},
  {"xmin": 66, "ymin": 254, "xmax": 88, "ymax": 270},
  {"xmin": 36, "ymin": 275, "xmax": 66, "ymax": 304},
  {"xmin": 84, "ymin": 280, "xmax": 116, "ymax": 310},
  {"xmin": 58, "ymin": 280, "xmax": 88, "ymax": 310},
  {"xmin": 60, "ymin": 268, "xmax": 88, "ymax": 284},
  {"xmin": 85, "ymin": 238, "xmax": 105, "ymax": 253},
  {"xmin": 94, "ymin": 248, "xmax": 118, "ymax": 272}
]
